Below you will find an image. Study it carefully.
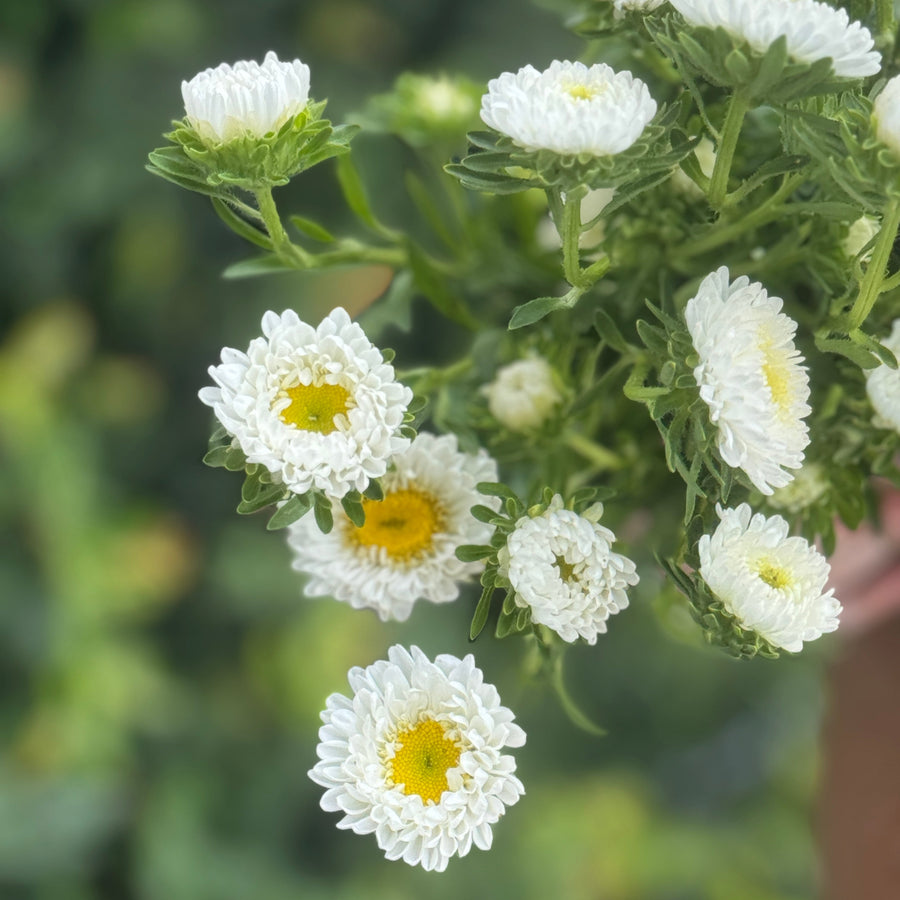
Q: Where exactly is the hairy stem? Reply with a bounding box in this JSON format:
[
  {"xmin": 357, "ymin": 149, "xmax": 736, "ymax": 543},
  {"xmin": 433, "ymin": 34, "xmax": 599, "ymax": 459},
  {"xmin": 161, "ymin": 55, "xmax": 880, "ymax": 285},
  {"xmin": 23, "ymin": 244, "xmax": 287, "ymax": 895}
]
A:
[
  {"xmin": 849, "ymin": 195, "xmax": 900, "ymax": 330},
  {"xmin": 708, "ymin": 90, "xmax": 752, "ymax": 211}
]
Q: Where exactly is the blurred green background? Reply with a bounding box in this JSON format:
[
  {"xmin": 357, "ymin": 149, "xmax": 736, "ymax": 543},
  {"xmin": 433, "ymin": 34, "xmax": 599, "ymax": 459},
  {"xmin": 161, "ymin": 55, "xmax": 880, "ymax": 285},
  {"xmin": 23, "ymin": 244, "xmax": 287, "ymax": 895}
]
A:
[{"xmin": 0, "ymin": 1, "xmax": 827, "ymax": 897}]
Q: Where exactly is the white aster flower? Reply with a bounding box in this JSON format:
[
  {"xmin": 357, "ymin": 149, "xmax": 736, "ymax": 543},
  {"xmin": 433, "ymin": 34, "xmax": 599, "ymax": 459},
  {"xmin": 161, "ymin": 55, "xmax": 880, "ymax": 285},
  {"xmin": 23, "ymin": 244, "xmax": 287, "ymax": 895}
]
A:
[
  {"xmin": 480, "ymin": 60, "xmax": 657, "ymax": 157},
  {"xmin": 668, "ymin": 0, "xmax": 880, "ymax": 78},
  {"xmin": 865, "ymin": 318, "xmax": 900, "ymax": 432},
  {"xmin": 498, "ymin": 495, "xmax": 638, "ymax": 644},
  {"xmin": 287, "ymin": 433, "xmax": 499, "ymax": 622},
  {"xmin": 182, "ymin": 51, "xmax": 311, "ymax": 144},
  {"xmin": 698, "ymin": 503, "xmax": 841, "ymax": 652},
  {"xmin": 768, "ymin": 462, "xmax": 828, "ymax": 514},
  {"xmin": 842, "ymin": 215, "xmax": 880, "ymax": 261},
  {"xmin": 199, "ymin": 307, "xmax": 412, "ymax": 500},
  {"xmin": 308, "ymin": 644, "xmax": 526, "ymax": 872},
  {"xmin": 873, "ymin": 74, "xmax": 900, "ymax": 158},
  {"xmin": 685, "ymin": 266, "xmax": 811, "ymax": 495},
  {"xmin": 482, "ymin": 356, "xmax": 563, "ymax": 432}
]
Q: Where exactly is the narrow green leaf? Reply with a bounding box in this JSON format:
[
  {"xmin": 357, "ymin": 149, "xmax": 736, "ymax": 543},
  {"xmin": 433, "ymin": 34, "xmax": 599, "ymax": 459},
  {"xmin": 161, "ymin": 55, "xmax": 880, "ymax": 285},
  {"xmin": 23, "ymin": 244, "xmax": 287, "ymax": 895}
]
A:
[
  {"xmin": 336, "ymin": 155, "xmax": 390, "ymax": 234},
  {"xmin": 202, "ymin": 446, "xmax": 231, "ymax": 468},
  {"xmin": 407, "ymin": 240, "xmax": 479, "ymax": 329},
  {"xmin": 476, "ymin": 481, "xmax": 518, "ymax": 500},
  {"xmin": 455, "ymin": 544, "xmax": 495, "ymax": 562},
  {"xmin": 593, "ymin": 308, "xmax": 632, "ymax": 352},
  {"xmin": 266, "ymin": 492, "xmax": 314, "ymax": 530},
  {"xmin": 236, "ymin": 482, "xmax": 286, "ymax": 514},
  {"xmin": 222, "ymin": 255, "xmax": 295, "ymax": 279},
  {"xmin": 314, "ymin": 494, "xmax": 334, "ymax": 534},
  {"xmin": 508, "ymin": 295, "xmax": 572, "ymax": 330},
  {"xmin": 363, "ymin": 479, "xmax": 384, "ymax": 501},
  {"xmin": 212, "ymin": 198, "xmax": 273, "ymax": 250},
  {"xmin": 289, "ymin": 215, "xmax": 336, "ymax": 243},
  {"xmin": 469, "ymin": 584, "xmax": 495, "ymax": 641},
  {"xmin": 341, "ymin": 492, "xmax": 366, "ymax": 528},
  {"xmin": 470, "ymin": 504, "xmax": 501, "ymax": 524}
]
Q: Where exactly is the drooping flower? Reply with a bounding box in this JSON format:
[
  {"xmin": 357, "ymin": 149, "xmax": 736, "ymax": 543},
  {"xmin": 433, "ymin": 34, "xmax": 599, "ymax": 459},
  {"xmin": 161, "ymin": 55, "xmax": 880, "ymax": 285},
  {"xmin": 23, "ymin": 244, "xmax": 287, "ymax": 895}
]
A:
[
  {"xmin": 199, "ymin": 307, "xmax": 411, "ymax": 500},
  {"xmin": 308, "ymin": 645, "xmax": 526, "ymax": 872},
  {"xmin": 698, "ymin": 503, "xmax": 841, "ymax": 652},
  {"xmin": 182, "ymin": 51, "xmax": 311, "ymax": 144},
  {"xmin": 865, "ymin": 318, "xmax": 900, "ymax": 433},
  {"xmin": 287, "ymin": 433, "xmax": 499, "ymax": 621},
  {"xmin": 498, "ymin": 494, "xmax": 638, "ymax": 644},
  {"xmin": 873, "ymin": 74, "xmax": 900, "ymax": 159},
  {"xmin": 482, "ymin": 356, "xmax": 563, "ymax": 432},
  {"xmin": 668, "ymin": 0, "xmax": 880, "ymax": 78},
  {"xmin": 480, "ymin": 60, "xmax": 657, "ymax": 157},
  {"xmin": 685, "ymin": 266, "xmax": 811, "ymax": 495}
]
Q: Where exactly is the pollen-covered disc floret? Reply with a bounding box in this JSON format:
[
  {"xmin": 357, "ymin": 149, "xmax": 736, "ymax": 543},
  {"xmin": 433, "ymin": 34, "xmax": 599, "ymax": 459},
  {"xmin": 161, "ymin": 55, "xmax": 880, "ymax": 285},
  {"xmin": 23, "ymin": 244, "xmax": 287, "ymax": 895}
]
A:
[
  {"xmin": 482, "ymin": 356, "xmax": 563, "ymax": 432},
  {"xmin": 865, "ymin": 318, "xmax": 900, "ymax": 433},
  {"xmin": 668, "ymin": 0, "xmax": 880, "ymax": 78},
  {"xmin": 287, "ymin": 433, "xmax": 499, "ymax": 621},
  {"xmin": 182, "ymin": 51, "xmax": 311, "ymax": 144},
  {"xmin": 480, "ymin": 60, "xmax": 657, "ymax": 157},
  {"xmin": 308, "ymin": 645, "xmax": 526, "ymax": 872},
  {"xmin": 873, "ymin": 75, "xmax": 900, "ymax": 159},
  {"xmin": 698, "ymin": 504, "xmax": 841, "ymax": 653},
  {"xmin": 499, "ymin": 495, "xmax": 638, "ymax": 644},
  {"xmin": 685, "ymin": 266, "xmax": 811, "ymax": 495},
  {"xmin": 199, "ymin": 307, "xmax": 412, "ymax": 500}
]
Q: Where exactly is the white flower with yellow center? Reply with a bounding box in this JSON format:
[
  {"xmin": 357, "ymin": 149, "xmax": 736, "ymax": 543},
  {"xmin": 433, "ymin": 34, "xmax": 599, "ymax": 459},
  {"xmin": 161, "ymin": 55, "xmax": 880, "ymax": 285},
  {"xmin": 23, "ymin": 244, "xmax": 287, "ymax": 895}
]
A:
[
  {"xmin": 865, "ymin": 318, "xmax": 900, "ymax": 433},
  {"xmin": 698, "ymin": 503, "xmax": 841, "ymax": 652},
  {"xmin": 287, "ymin": 433, "xmax": 499, "ymax": 621},
  {"xmin": 873, "ymin": 75, "xmax": 900, "ymax": 159},
  {"xmin": 199, "ymin": 307, "xmax": 412, "ymax": 500},
  {"xmin": 685, "ymin": 266, "xmax": 811, "ymax": 495},
  {"xmin": 182, "ymin": 51, "xmax": 311, "ymax": 145},
  {"xmin": 668, "ymin": 0, "xmax": 880, "ymax": 78},
  {"xmin": 308, "ymin": 645, "xmax": 526, "ymax": 872},
  {"xmin": 498, "ymin": 495, "xmax": 638, "ymax": 644},
  {"xmin": 482, "ymin": 356, "xmax": 563, "ymax": 432},
  {"xmin": 480, "ymin": 60, "xmax": 657, "ymax": 157}
]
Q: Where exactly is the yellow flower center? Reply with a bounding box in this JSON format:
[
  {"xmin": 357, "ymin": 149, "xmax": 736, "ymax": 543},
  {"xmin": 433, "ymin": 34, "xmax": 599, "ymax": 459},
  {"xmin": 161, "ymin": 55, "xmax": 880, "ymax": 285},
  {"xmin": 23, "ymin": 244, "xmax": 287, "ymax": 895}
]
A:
[
  {"xmin": 351, "ymin": 488, "xmax": 444, "ymax": 562},
  {"xmin": 389, "ymin": 718, "xmax": 461, "ymax": 803},
  {"xmin": 565, "ymin": 83, "xmax": 601, "ymax": 101},
  {"xmin": 278, "ymin": 382, "xmax": 350, "ymax": 433},
  {"xmin": 759, "ymin": 333, "xmax": 796, "ymax": 419},
  {"xmin": 554, "ymin": 555, "xmax": 577, "ymax": 583},
  {"xmin": 756, "ymin": 559, "xmax": 793, "ymax": 590}
]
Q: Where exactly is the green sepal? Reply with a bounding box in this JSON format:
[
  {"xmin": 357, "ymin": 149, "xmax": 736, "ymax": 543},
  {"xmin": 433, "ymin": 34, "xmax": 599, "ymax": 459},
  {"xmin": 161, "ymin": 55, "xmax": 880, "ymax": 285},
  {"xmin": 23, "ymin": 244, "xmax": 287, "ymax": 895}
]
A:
[
  {"xmin": 659, "ymin": 557, "xmax": 781, "ymax": 659},
  {"xmin": 314, "ymin": 492, "xmax": 334, "ymax": 534},
  {"xmin": 266, "ymin": 492, "xmax": 315, "ymax": 530},
  {"xmin": 340, "ymin": 491, "xmax": 366, "ymax": 528}
]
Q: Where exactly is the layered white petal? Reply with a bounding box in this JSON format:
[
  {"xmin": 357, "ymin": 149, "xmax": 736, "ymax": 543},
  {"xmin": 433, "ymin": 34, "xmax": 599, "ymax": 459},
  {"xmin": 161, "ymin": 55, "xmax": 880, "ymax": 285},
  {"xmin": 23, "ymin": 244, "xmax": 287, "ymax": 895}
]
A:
[
  {"xmin": 482, "ymin": 356, "xmax": 563, "ymax": 432},
  {"xmin": 874, "ymin": 75, "xmax": 900, "ymax": 158},
  {"xmin": 865, "ymin": 318, "xmax": 900, "ymax": 433},
  {"xmin": 288, "ymin": 433, "xmax": 499, "ymax": 621},
  {"xmin": 199, "ymin": 307, "xmax": 412, "ymax": 499},
  {"xmin": 698, "ymin": 504, "xmax": 841, "ymax": 652},
  {"xmin": 499, "ymin": 495, "xmax": 638, "ymax": 644},
  {"xmin": 308, "ymin": 645, "xmax": 526, "ymax": 872},
  {"xmin": 685, "ymin": 266, "xmax": 811, "ymax": 495},
  {"xmin": 480, "ymin": 60, "xmax": 657, "ymax": 157},
  {"xmin": 182, "ymin": 50, "xmax": 311, "ymax": 143},
  {"xmin": 669, "ymin": 0, "xmax": 880, "ymax": 78}
]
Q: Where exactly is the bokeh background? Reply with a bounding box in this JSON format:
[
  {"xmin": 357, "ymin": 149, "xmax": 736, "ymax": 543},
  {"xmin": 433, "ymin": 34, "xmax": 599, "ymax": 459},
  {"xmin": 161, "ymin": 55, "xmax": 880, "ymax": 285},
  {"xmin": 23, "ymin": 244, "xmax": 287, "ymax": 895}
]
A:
[{"xmin": 0, "ymin": 1, "xmax": 840, "ymax": 897}]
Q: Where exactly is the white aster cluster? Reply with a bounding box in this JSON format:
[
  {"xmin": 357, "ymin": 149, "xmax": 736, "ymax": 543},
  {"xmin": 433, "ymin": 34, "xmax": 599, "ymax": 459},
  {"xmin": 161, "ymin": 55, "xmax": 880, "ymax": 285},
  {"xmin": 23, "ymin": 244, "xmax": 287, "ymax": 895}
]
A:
[
  {"xmin": 308, "ymin": 645, "xmax": 526, "ymax": 872},
  {"xmin": 668, "ymin": 0, "xmax": 880, "ymax": 78},
  {"xmin": 865, "ymin": 318, "xmax": 900, "ymax": 433},
  {"xmin": 685, "ymin": 267, "xmax": 811, "ymax": 495},
  {"xmin": 873, "ymin": 75, "xmax": 900, "ymax": 159},
  {"xmin": 698, "ymin": 504, "xmax": 841, "ymax": 652},
  {"xmin": 182, "ymin": 51, "xmax": 311, "ymax": 144},
  {"xmin": 480, "ymin": 60, "xmax": 657, "ymax": 157},
  {"xmin": 499, "ymin": 495, "xmax": 638, "ymax": 644},
  {"xmin": 199, "ymin": 307, "xmax": 411, "ymax": 500},
  {"xmin": 482, "ymin": 356, "xmax": 563, "ymax": 432},
  {"xmin": 287, "ymin": 433, "xmax": 498, "ymax": 622}
]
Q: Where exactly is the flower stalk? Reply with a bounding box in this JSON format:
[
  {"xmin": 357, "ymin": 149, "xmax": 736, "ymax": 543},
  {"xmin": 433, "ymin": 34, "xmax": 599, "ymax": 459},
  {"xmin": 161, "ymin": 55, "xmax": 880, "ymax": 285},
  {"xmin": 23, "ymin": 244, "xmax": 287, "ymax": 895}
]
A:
[
  {"xmin": 707, "ymin": 90, "xmax": 752, "ymax": 210},
  {"xmin": 849, "ymin": 195, "xmax": 900, "ymax": 330}
]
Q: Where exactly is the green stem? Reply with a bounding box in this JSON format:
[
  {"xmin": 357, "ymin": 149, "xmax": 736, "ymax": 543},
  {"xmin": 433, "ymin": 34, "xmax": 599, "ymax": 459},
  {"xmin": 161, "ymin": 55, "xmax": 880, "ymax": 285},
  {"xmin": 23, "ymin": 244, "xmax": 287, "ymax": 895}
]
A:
[
  {"xmin": 679, "ymin": 174, "xmax": 803, "ymax": 261},
  {"xmin": 560, "ymin": 186, "xmax": 587, "ymax": 286},
  {"xmin": 563, "ymin": 430, "xmax": 622, "ymax": 471},
  {"xmin": 708, "ymin": 90, "xmax": 752, "ymax": 210},
  {"xmin": 849, "ymin": 196, "xmax": 900, "ymax": 329},
  {"xmin": 254, "ymin": 186, "xmax": 313, "ymax": 267},
  {"xmin": 877, "ymin": 0, "xmax": 895, "ymax": 40}
]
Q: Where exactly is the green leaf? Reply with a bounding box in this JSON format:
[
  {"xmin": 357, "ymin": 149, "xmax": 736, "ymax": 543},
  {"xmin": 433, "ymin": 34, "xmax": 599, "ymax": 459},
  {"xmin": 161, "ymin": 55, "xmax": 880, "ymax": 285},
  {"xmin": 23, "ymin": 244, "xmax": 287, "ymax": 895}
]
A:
[
  {"xmin": 443, "ymin": 164, "xmax": 534, "ymax": 195},
  {"xmin": 470, "ymin": 504, "xmax": 501, "ymax": 524},
  {"xmin": 508, "ymin": 294, "xmax": 573, "ymax": 330},
  {"xmin": 266, "ymin": 492, "xmax": 314, "ymax": 530},
  {"xmin": 336, "ymin": 155, "xmax": 391, "ymax": 235},
  {"xmin": 593, "ymin": 308, "xmax": 632, "ymax": 352},
  {"xmin": 314, "ymin": 493, "xmax": 334, "ymax": 534},
  {"xmin": 476, "ymin": 481, "xmax": 519, "ymax": 501},
  {"xmin": 211, "ymin": 198, "xmax": 273, "ymax": 250},
  {"xmin": 407, "ymin": 240, "xmax": 479, "ymax": 329},
  {"xmin": 222, "ymin": 255, "xmax": 295, "ymax": 279},
  {"xmin": 223, "ymin": 446, "xmax": 248, "ymax": 471},
  {"xmin": 455, "ymin": 544, "xmax": 495, "ymax": 562},
  {"xmin": 289, "ymin": 215, "xmax": 336, "ymax": 243},
  {"xmin": 202, "ymin": 446, "xmax": 231, "ymax": 468},
  {"xmin": 363, "ymin": 479, "xmax": 384, "ymax": 501},
  {"xmin": 237, "ymin": 482, "xmax": 286, "ymax": 514},
  {"xmin": 340, "ymin": 492, "xmax": 366, "ymax": 527},
  {"xmin": 469, "ymin": 584, "xmax": 495, "ymax": 641}
]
